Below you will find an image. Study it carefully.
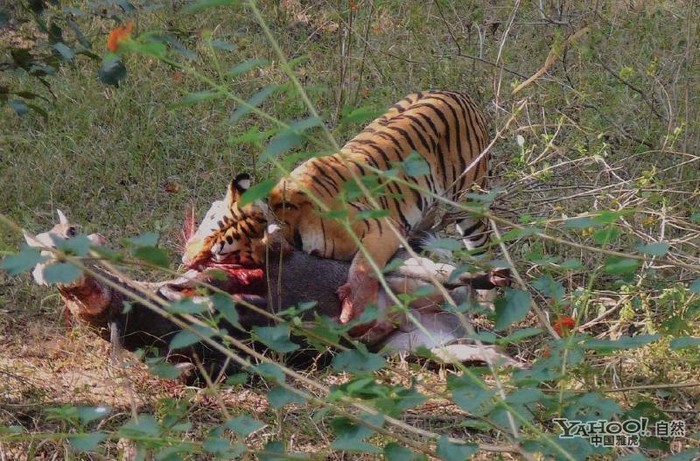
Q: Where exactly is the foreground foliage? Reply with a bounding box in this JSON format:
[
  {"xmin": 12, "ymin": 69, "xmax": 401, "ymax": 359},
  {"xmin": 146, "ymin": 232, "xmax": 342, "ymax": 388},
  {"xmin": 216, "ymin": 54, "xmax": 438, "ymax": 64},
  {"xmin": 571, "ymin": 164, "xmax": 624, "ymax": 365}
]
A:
[{"xmin": 1, "ymin": 0, "xmax": 699, "ymax": 459}]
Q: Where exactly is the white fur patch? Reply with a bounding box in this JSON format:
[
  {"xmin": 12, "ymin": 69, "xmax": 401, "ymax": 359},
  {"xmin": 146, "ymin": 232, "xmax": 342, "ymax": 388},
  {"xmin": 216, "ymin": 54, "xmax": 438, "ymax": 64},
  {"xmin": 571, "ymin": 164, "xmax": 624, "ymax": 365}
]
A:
[
  {"xmin": 192, "ymin": 200, "xmax": 228, "ymax": 241},
  {"xmin": 237, "ymin": 178, "xmax": 251, "ymax": 190}
]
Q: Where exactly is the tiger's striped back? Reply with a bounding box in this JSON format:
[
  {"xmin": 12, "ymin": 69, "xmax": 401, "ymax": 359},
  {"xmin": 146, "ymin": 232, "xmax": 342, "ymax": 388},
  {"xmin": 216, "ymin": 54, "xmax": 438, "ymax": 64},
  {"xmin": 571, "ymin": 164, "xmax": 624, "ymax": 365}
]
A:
[
  {"xmin": 268, "ymin": 90, "xmax": 490, "ymax": 260},
  {"xmin": 183, "ymin": 90, "xmax": 491, "ymax": 271}
]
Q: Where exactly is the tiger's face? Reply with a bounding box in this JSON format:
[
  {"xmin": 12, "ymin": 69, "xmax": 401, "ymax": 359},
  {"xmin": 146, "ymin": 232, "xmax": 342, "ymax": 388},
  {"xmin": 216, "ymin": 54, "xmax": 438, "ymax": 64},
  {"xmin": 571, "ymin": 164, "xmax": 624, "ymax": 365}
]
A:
[{"xmin": 183, "ymin": 174, "xmax": 270, "ymax": 268}]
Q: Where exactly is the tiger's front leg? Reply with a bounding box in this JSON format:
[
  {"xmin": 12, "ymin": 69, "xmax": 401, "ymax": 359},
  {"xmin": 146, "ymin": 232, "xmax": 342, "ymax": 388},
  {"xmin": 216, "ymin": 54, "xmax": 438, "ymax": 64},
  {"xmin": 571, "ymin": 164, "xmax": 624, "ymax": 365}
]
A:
[{"xmin": 337, "ymin": 226, "xmax": 404, "ymax": 332}]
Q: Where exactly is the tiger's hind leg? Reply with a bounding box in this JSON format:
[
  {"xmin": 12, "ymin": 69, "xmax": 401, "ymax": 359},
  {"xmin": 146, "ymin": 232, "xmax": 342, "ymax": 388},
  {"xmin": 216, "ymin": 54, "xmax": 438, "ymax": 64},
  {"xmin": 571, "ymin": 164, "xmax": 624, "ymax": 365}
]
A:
[
  {"xmin": 446, "ymin": 209, "xmax": 492, "ymax": 257},
  {"xmin": 444, "ymin": 208, "xmax": 511, "ymax": 304}
]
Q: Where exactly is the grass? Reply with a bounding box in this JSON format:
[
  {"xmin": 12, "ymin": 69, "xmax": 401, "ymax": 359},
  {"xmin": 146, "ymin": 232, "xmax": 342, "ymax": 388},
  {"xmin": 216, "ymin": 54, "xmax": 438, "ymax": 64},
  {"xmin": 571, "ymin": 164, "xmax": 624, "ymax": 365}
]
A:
[{"xmin": 1, "ymin": 0, "xmax": 699, "ymax": 459}]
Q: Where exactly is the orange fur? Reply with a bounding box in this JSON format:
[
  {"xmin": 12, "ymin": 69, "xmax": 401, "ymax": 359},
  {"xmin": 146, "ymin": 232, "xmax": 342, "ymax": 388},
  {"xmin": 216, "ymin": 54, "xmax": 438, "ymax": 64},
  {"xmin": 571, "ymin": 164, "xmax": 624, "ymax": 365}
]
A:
[{"xmin": 185, "ymin": 91, "xmax": 490, "ymax": 329}]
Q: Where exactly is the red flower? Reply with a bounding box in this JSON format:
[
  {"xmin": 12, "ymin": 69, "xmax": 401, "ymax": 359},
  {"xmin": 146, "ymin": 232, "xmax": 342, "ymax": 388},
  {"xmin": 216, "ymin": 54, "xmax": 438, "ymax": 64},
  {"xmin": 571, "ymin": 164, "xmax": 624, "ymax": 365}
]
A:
[
  {"xmin": 552, "ymin": 316, "xmax": 576, "ymax": 336},
  {"xmin": 107, "ymin": 22, "xmax": 133, "ymax": 52}
]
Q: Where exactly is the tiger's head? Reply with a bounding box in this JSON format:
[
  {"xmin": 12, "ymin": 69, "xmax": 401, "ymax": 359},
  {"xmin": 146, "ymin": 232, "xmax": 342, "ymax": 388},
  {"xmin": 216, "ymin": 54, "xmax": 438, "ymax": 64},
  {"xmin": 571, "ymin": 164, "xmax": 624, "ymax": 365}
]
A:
[{"xmin": 182, "ymin": 174, "xmax": 270, "ymax": 269}]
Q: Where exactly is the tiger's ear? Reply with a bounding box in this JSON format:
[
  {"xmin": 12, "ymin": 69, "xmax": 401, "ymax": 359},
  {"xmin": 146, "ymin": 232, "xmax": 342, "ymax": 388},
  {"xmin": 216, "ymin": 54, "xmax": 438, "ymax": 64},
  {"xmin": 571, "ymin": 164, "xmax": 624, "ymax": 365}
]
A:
[{"xmin": 225, "ymin": 173, "xmax": 252, "ymax": 203}]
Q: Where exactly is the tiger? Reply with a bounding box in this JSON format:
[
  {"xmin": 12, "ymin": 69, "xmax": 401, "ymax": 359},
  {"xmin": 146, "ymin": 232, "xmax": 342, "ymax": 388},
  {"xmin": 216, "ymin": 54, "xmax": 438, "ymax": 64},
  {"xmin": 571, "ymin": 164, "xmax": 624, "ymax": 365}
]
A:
[{"xmin": 183, "ymin": 90, "xmax": 491, "ymax": 335}]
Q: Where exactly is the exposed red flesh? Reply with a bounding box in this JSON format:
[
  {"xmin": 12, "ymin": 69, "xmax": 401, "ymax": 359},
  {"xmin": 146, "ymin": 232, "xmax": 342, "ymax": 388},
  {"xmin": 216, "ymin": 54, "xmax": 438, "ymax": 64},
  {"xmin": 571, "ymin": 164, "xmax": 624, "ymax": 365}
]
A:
[{"xmin": 197, "ymin": 264, "xmax": 267, "ymax": 295}]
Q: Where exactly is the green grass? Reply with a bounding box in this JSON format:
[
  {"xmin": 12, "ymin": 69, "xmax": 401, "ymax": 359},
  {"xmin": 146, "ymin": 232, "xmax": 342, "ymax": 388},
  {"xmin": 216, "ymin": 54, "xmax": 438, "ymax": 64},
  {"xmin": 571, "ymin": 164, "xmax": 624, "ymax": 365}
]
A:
[{"xmin": 1, "ymin": 0, "xmax": 699, "ymax": 459}]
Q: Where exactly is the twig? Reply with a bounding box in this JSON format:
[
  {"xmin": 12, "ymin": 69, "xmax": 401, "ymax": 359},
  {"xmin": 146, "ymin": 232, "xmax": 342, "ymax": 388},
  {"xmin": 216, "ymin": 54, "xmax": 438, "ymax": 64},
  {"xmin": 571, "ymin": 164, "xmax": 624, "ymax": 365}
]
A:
[
  {"xmin": 597, "ymin": 381, "xmax": 700, "ymax": 394},
  {"xmin": 489, "ymin": 218, "xmax": 561, "ymax": 339},
  {"xmin": 595, "ymin": 55, "xmax": 666, "ymax": 122},
  {"xmin": 512, "ymin": 26, "xmax": 591, "ymax": 96}
]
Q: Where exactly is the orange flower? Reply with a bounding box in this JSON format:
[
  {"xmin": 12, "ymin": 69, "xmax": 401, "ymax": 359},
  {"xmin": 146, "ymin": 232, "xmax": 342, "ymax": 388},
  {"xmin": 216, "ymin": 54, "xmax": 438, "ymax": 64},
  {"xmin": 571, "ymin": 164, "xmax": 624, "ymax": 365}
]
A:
[
  {"xmin": 106, "ymin": 22, "xmax": 133, "ymax": 52},
  {"xmin": 552, "ymin": 316, "xmax": 576, "ymax": 336}
]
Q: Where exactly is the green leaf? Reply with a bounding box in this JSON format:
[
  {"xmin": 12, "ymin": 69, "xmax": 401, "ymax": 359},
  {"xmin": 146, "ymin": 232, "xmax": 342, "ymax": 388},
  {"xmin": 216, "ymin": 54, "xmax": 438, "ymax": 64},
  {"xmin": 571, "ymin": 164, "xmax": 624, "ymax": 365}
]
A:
[
  {"xmin": 258, "ymin": 441, "xmax": 286, "ymax": 461},
  {"xmin": 563, "ymin": 217, "xmax": 599, "ymax": 229},
  {"xmin": 498, "ymin": 328, "xmax": 543, "ymax": 344},
  {"xmin": 68, "ymin": 431, "xmax": 106, "ymax": 451},
  {"xmin": 212, "ymin": 292, "xmax": 241, "ymax": 329},
  {"xmin": 424, "ymin": 237, "xmax": 463, "ymax": 251},
  {"xmin": 0, "ymin": 246, "xmax": 45, "ymax": 275},
  {"xmin": 532, "ymin": 274, "xmax": 565, "ymax": 301},
  {"xmin": 688, "ymin": 278, "xmax": 700, "ymax": 293},
  {"xmin": 180, "ymin": 90, "xmax": 219, "ymax": 106},
  {"xmin": 209, "ymin": 39, "xmax": 236, "ymax": 51},
  {"xmin": 593, "ymin": 226, "xmax": 620, "ymax": 245},
  {"xmin": 185, "ymin": 0, "xmax": 239, "ymax": 12},
  {"xmin": 239, "ymin": 178, "xmax": 277, "ymax": 207},
  {"xmin": 56, "ymin": 234, "xmax": 91, "ymax": 257},
  {"xmin": 340, "ymin": 105, "xmax": 384, "ymax": 125},
  {"xmin": 24, "ymin": 102, "xmax": 49, "ymax": 121},
  {"xmin": 436, "ymin": 436, "xmax": 477, "ymax": 461},
  {"xmin": 229, "ymin": 125, "xmax": 272, "ymax": 145},
  {"xmin": 289, "ymin": 116, "xmax": 323, "ymax": 132},
  {"xmin": 43, "ymin": 262, "xmax": 82, "ymax": 284},
  {"xmin": 342, "ymin": 173, "xmax": 382, "ymax": 201},
  {"xmin": 400, "ymin": 152, "xmax": 430, "ymax": 177},
  {"xmin": 563, "ymin": 392, "xmax": 622, "ymax": 421},
  {"xmin": 384, "ymin": 443, "xmax": 424, "ymax": 461},
  {"xmin": 494, "ymin": 288, "xmax": 531, "ymax": 331},
  {"xmin": 115, "ymin": 0, "xmax": 135, "ymax": 12},
  {"xmin": 230, "ymin": 86, "xmax": 276, "ymax": 123},
  {"xmin": 260, "ymin": 129, "xmax": 304, "ymax": 162},
  {"xmin": 665, "ymin": 449, "xmax": 700, "ymax": 461},
  {"xmin": 119, "ymin": 414, "xmax": 161, "ymax": 438},
  {"xmin": 91, "ymin": 245, "xmax": 121, "ymax": 262},
  {"xmin": 13, "ymin": 91, "xmax": 46, "ymax": 101},
  {"xmin": 77, "ymin": 406, "xmax": 111, "ymax": 424},
  {"xmin": 252, "ymin": 325, "xmax": 299, "ymax": 353},
  {"xmin": 468, "ymin": 331, "xmax": 497, "ymax": 343},
  {"xmin": 506, "ymin": 387, "xmax": 545, "ymax": 404},
  {"xmin": 593, "ymin": 210, "xmax": 626, "ymax": 224},
  {"xmin": 202, "ymin": 436, "xmax": 232, "ymax": 455},
  {"xmin": 226, "ymin": 372, "xmax": 249, "ymax": 386},
  {"xmin": 584, "ymin": 334, "xmax": 659, "ymax": 352},
  {"xmin": 448, "ymin": 375, "xmax": 493, "ymax": 415},
  {"xmin": 559, "ymin": 259, "xmax": 583, "ymax": 270},
  {"xmin": 67, "ymin": 19, "xmax": 92, "ymax": 48},
  {"xmin": 356, "ymin": 209, "xmax": 391, "ymax": 220},
  {"xmin": 332, "ymin": 349, "xmax": 386, "ymax": 373},
  {"xmin": 158, "ymin": 33, "xmax": 196, "ymax": 60},
  {"xmin": 147, "ymin": 360, "xmax": 183, "ymax": 379},
  {"xmin": 669, "ymin": 337, "xmax": 700, "ymax": 350},
  {"xmin": 228, "ymin": 58, "xmax": 269, "ymax": 76},
  {"xmin": 254, "ymin": 363, "xmax": 285, "ymax": 383},
  {"xmin": 376, "ymin": 386, "xmax": 426, "ymax": 416},
  {"xmin": 127, "ymin": 232, "xmax": 159, "ymax": 247},
  {"xmin": 604, "ymin": 257, "xmax": 638, "ymax": 274},
  {"xmin": 98, "ymin": 59, "xmax": 127, "ymax": 87},
  {"xmin": 637, "ymin": 242, "xmax": 670, "ymax": 256},
  {"xmin": 224, "ymin": 414, "xmax": 265, "ymax": 436},
  {"xmin": 8, "ymin": 99, "xmax": 28, "ymax": 116},
  {"xmin": 52, "ymin": 42, "xmax": 75, "ymax": 61},
  {"xmin": 169, "ymin": 325, "xmax": 214, "ymax": 350},
  {"xmin": 319, "ymin": 209, "xmax": 349, "ymax": 220},
  {"xmin": 267, "ymin": 386, "xmax": 306, "ymax": 408},
  {"xmin": 331, "ymin": 415, "xmax": 383, "ymax": 453},
  {"xmin": 132, "ymin": 246, "xmax": 169, "ymax": 268},
  {"xmin": 167, "ymin": 299, "xmax": 206, "ymax": 314}
]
